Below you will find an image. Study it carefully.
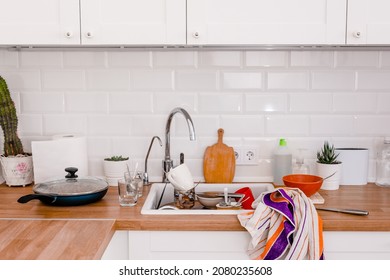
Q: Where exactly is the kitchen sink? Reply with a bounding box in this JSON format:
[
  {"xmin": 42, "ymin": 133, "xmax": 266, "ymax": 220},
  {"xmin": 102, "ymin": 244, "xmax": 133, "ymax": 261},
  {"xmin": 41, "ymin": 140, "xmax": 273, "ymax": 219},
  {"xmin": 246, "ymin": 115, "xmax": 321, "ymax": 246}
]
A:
[{"xmin": 141, "ymin": 182, "xmax": 274, "ymax": 215}]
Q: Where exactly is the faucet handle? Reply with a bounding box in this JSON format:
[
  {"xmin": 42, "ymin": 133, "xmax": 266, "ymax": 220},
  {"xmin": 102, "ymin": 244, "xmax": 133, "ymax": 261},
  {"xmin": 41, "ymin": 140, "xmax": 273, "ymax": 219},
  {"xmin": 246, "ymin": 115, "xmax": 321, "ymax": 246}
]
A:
[{"xmin": 180, "ymin": 153, "xmax": 184, "ymax": 164}]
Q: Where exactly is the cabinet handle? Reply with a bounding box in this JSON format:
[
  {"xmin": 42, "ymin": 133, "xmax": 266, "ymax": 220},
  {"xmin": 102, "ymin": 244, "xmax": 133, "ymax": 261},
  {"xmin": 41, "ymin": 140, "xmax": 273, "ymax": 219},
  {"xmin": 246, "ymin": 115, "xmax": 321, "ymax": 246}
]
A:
[
  {"xmin": 86, "ymin": 32, "xmax": 94, "ymax": 38},
  {"xmin": 193, "ymin": 32, "xmax": 199, "ymax": 39},
  {"xmin": 65, "ymin": 31, "xmax": 73, "ymax": 38},
  {"xmin": 353, "ymin": 31, "xmax": 361, "ymax": 38}
]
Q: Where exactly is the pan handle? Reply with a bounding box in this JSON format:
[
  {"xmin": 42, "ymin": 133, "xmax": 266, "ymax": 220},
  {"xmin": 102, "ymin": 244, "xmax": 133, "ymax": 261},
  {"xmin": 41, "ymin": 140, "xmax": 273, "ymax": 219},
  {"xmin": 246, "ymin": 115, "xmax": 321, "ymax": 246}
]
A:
[{"xmin": 17, "ymin": 194, "xmax": 57, "ymax": 204}]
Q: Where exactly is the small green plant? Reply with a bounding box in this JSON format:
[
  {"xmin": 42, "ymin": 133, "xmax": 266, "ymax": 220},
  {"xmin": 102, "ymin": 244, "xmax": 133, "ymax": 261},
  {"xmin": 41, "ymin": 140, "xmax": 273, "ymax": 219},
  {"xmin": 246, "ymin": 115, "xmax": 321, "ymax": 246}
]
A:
[
  {"xmin": 104, "ymin": 155, "xmax": 129, "ymax": 161},
  {"xmin": 0, "ymin": 75, "xmax": 26, "ymax": 156},
  {"xmin": 317, "ymin": 141, "xmax": 341, "ymax": 164}
]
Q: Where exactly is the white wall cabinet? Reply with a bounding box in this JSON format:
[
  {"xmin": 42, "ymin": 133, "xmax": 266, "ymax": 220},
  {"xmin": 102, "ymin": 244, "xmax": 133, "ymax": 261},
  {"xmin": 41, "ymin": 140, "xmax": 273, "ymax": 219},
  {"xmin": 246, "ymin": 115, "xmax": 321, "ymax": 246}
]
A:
[
  {"xmin": 0, "ymin": 0, "xmax": 80, "ymax": 45},
  {"xmin": 0, "ymin": 0, "xmax": 185, "ymax": 46},
  {"xmin": 347, "ymin": 0, "xmax": 390, "ymax": 45},
  {"xmin": 102, "ymin": 230, "xmax": 390, "ymax": 260},
  {"xmin": 187, "ymin": 0, "xmax": 347, "ymax": 45},
  {"xmin": 2, "ymin": 0, "xmax": 390, "ymax": 46},
  {"xmin": 80, "ymin": 0, "xmax": 186, "ymax": 45}
]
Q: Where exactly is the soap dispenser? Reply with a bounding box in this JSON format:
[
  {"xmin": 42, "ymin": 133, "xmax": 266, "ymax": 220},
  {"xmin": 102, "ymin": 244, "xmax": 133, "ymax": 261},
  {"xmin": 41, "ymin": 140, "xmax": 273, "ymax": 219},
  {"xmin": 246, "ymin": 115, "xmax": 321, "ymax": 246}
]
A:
[{"xmin": 293, "ymin": 149, "xmax": 310, "ymax": 174}]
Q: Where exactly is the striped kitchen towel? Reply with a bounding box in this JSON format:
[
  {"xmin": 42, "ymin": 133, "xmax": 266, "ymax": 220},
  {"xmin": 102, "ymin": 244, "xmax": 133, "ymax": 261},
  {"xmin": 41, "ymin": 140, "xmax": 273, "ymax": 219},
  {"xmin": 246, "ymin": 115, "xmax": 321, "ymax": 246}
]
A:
[{"xmin": 237, "ymin": 187, "xmax": 324, "ymax": 260}]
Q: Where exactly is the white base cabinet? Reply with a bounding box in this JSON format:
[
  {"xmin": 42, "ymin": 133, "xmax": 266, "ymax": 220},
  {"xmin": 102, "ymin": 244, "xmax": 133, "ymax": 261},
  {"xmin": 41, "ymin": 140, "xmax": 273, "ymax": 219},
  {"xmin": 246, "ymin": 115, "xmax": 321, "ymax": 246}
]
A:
[{"xmin": 102, "ymin": 230, "xmax": 390, "ymax": 260}]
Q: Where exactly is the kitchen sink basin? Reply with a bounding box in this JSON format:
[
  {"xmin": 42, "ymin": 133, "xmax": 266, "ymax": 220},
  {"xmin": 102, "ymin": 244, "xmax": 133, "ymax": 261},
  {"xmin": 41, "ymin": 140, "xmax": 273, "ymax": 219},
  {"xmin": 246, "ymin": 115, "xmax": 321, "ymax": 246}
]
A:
[{"xmin": 141, "ymin": 182, "xmax": 274, "ymax": 215}]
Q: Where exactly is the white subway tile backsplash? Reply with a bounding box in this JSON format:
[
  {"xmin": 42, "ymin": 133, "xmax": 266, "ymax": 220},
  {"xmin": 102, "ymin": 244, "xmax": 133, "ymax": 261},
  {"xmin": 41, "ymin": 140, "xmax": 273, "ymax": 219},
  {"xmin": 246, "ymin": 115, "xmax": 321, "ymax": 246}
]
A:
[
  {"xmin": 19, "ymin": 114, "xmax": 43, "ymax": 136},
  {"xmin": 357, "ymin": 71, "xmax": 390, "ymax": 90},
  {"xmin": 5, "ymin": 49, "xmax": 389, "ymax": 181},
  {"xmin": 245, "ymin": 51, "xmax": 287, "ymax": 67},
  {"xmin": 0, "ymin": 50, "xmax": 18, "ymax": 68},
  {"xmin": 87, "ymin": 137, "xmax": 111, "ymax": 158},
  {"xmin": 107, "ymin": 51, "xmax": 151, "ymax": 67},
  {"xmin": 311, "ymin": 71, "xmax": 355, "ymax": 90},
  {"xmin": 65, "ymin": 92, "xmax": 108, "ymax": 113},
  {"xmin": 109, "ymin": 92, "xmax": 152, "ymax": 113},
  {"xmin": 153, "ymin": 92, "xmax": 196, "ymax": 114},
  {"xmin": 153, "ymin": 51, "xmax": 196, "ymax": 68},
  {"xmin": 199, "ymin": 51, "xmax": 241, "ymax": 67},
  {"xmin": 310, "ymin": 116, "xmax": 354, "ymax": 135},
  {"xmin": 290, "ymin": 93, "xmax": 332, "ymax": 113},
  {"xmin": 42, "ymin": 70, "xmax": 84, "ymax": 90},
  {"xmin": 131, "ymin": 115, "xmax": 166, "ymax": 137},
  {"xmin": 265, "ymin": 115, "xmax": 309, "ymax": 135},
  {"xmin": 267, "ymin": 72, "xmax": 308, "ymax": 90},
  {"xmin": 20, "ymin": 52, "xmax": 62, "ymax": 68},
  {"xmin": 335, "ymin": 51, "xmax": 379, "ymax": 68},
  {"xmin": 43, "ymin": 115, "xmax": 87, "ymax": 135},
  {"xmin": 222, "ymin": 72, "xmax": 262, "ymax": 90},
  {"xmin": 245, "ymin": 93, "xmax": 288, "ymax": 113},
  {"xmin": 21, "ymin": 93, "xmax": 64, "ymax": 113},
  {"xmin": 176, "ymin": 70, "xmax": 218, "ymax": 91},
  {"xmin": 290, "ymin": 51, "xmax": 333, "ymax": 67},
  {"xmin": 221, "ymin": 115, "xmax": 264, "ymax": 136},
  {"xmin": 86, "ymin": 70, "xmax": 129, "ymax": 90},
  {"xmin": 64, "ymin": 52, "xmax": 106, "ymax": 67},
  {"xmin": 176, "ymin": 116, "xmax": 219, "ymax": 137},
  {"xmin": 1, "ymin": 71, "xmax": 41, "ymax": 90},
  {"xmin": 131, "ymin": 70, "xmax": 173, "ymax": 90},
  {"xmin": 377, "ymin": 94, "xmax": 390, "ymax": 113},
  {"xmin": 199, "ymin": 93, "xmax": 242, "ymax": 113},
  {"xmin": 333, "ymin": 93, "xmax": 377, "ymax": 113},
  {"xmin": 88, "ymin": 115, "xmax": 131, "ymax": 136},
  {"xmin": 380, "ymin": 52, "xmax": 390, "ymax": 67},
  {"xmin": 355, "ymin": 116, "xmax": 390, "ymax": 136}
]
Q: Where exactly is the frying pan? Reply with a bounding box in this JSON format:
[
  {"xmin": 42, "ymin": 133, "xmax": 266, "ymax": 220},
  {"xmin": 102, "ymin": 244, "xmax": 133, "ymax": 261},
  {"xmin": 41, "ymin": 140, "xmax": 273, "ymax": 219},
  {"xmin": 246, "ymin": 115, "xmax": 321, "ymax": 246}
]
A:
[{"xmin": 17, "ymin": 167, "xmax": 109, "ymax": 206}]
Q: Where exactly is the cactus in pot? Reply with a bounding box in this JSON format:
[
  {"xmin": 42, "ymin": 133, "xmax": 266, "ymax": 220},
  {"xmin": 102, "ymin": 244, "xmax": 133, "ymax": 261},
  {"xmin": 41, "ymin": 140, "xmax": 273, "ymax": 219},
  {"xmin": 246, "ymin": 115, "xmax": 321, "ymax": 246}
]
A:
[
  {"xmin": 0, "ymin": 75, "xmax": 33, "ymax": 186},
  {"xmin": 0, "ymin": 76, "xmax": 26, "ymax": 156}
]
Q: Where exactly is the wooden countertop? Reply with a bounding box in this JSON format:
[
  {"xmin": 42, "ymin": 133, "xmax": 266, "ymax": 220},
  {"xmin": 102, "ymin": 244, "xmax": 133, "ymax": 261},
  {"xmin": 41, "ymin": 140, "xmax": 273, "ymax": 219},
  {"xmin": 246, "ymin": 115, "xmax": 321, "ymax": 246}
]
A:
[{"xmin": 1, "ymin": 183, "xmax": 390, "ymax": 259}]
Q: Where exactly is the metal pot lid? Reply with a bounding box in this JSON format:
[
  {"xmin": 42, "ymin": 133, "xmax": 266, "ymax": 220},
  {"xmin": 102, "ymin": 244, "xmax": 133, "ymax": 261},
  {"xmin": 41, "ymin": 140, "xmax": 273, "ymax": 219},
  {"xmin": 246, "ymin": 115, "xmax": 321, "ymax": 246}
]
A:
[{"xmin": 33, "ymin": 167, "xmax": 108, "ymax": 196}]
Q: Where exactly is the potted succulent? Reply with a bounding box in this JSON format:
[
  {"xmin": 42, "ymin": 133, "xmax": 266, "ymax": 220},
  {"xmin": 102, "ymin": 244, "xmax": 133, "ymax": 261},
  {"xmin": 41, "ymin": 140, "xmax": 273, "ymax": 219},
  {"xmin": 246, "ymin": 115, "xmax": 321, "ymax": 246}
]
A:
[
  {"xmin": 103, "ymin": 155, "xmax": 130, "ymax": 186},
  {"xmin": 0, "ymin": 76, "xmax": 33, "ymax": 186},
  {"xmin": 316, "ymin": 141, "xmax": 342, "ymax": 190}
]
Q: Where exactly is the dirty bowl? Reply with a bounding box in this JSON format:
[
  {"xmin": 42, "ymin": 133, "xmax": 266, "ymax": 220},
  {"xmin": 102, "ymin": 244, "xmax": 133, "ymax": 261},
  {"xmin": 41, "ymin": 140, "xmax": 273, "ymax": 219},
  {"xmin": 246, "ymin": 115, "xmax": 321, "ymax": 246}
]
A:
[
  {"xmin": 282, "ymin": 174, "xmax": 323, "ymax": 197},
  {"xmin": 196, "ymin": 192, "xmax": 224, "ymax": 208}
]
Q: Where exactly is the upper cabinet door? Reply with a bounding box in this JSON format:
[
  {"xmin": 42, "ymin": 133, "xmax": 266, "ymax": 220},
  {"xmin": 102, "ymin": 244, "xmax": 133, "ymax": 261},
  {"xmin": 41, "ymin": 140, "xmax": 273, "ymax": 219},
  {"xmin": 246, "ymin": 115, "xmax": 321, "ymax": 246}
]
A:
[
  {"xmin": 0, "ymin": 0, "xmax": 80, "ymax": 45},
  {"xmin": 81, "ymin": 0, "xmax": 186, "ymax": 45},
  {"xmin": 347, "ymin": 0, "xmax": 390, "ymax": 44},
  {"xmin": 187, "ymin": 0, "xmax": 346, "ymax": 45}
]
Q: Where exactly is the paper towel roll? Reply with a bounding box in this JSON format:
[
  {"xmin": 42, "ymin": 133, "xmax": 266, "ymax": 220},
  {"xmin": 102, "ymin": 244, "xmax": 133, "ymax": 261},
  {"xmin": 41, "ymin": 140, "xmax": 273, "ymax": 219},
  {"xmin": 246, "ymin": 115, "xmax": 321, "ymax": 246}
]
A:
[{"xmin": 31, "ymin": 135, "xmax": 88, "ymax": 184}]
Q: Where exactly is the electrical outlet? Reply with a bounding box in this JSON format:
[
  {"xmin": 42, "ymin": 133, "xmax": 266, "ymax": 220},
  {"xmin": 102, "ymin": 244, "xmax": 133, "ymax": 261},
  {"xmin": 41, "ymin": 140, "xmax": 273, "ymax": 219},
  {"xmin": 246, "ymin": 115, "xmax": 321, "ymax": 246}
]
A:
[
  {"xmin": 242, "ymin": 147, "xmax": 258, "ymax": 165},
  {"xmin": 235, "ymin": 146, "xmax": 258, "ymax": 165},
  {"xmin": 233, "ymin": 147, "xmax": 243, "ymax": 164}
]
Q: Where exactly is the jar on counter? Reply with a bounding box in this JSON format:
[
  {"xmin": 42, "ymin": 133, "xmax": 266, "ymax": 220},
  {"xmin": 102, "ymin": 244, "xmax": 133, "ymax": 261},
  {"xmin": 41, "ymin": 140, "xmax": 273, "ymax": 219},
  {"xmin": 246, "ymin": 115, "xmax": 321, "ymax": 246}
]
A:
[{"xmin": 375, "ymin": 137, "xmax": 390, "ymax": 187}]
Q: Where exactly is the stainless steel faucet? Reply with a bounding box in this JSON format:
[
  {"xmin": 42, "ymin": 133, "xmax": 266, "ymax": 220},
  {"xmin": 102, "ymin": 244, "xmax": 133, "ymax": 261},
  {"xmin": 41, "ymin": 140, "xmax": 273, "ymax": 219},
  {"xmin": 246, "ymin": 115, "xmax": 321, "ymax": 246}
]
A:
[
  {"xmin": 162, "ymin": 107, "xmax": 196, "ymax": 182},
  {"xmin": 144, "ymin": 136, "xmax": 162, "ymax": 184}
]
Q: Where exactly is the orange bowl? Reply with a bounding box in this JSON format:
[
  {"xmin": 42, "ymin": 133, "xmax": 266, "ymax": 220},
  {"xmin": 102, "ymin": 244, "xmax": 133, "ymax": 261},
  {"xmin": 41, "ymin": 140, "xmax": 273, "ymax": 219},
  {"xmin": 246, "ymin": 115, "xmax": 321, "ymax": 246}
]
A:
[{"xmin": 282, "ymin": 174, "xmax": 323, "ymax": 197}]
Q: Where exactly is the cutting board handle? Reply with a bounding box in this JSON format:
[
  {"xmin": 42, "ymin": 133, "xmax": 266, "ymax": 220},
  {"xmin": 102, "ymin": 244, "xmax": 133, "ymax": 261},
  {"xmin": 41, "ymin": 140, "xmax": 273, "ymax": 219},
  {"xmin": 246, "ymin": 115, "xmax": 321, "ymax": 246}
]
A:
[{"xmin": 217, "ymin": 128, "xmax": 224, "ymax": 144}]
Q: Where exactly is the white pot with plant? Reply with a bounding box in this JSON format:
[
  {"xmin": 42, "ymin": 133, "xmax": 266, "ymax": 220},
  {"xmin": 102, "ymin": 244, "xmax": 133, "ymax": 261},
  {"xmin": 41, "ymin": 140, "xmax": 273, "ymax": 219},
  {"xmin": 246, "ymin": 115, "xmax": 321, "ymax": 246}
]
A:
[
  {"xmin": 103, "ymin": 155, "xmax": 129, "ymax": 186},
  {"xmin": 0, "ymin": 76, "xmax": 33, "ymax": 187},
  {"xmin": 316, "ymin": 141, "xmax": 342, "ymax": 190}
]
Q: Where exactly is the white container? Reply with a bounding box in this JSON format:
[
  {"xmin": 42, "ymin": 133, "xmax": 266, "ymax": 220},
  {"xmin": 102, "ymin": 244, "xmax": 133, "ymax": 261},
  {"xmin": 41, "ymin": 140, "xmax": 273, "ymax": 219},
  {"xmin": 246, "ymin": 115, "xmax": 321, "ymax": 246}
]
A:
[
  {"xmin": 103, "ymin": 159, "xmax": 130, "ymax": 186},
  {"xmin": 273, "ymin": 138, "xmax": 292, "ymax": 186},
  {"xmin": 317, "ymin": 162, "xmax": 342, "ymax": 190},
  {"xmin": 375, "ymin": 137, "xmax": 390, "ymax": 187},
  {"xmin": 336, "ymin": 148, "xmax": 368, "ymax": 185}
]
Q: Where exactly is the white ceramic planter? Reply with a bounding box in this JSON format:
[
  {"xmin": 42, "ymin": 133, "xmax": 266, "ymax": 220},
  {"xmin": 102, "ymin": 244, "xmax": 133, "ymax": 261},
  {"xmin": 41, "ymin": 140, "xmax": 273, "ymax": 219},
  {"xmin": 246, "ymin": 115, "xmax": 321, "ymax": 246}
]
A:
[
  {"xmin": 103, "ymin": 159, "xmax": 129, "ymax": 186},
  {"xmin": 316, "ymin": 162, "xmax": 342, "ymax": 190},
  {"xmin": 0, "ymin": 155, "xmax": 34, "ymax": 187}
]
